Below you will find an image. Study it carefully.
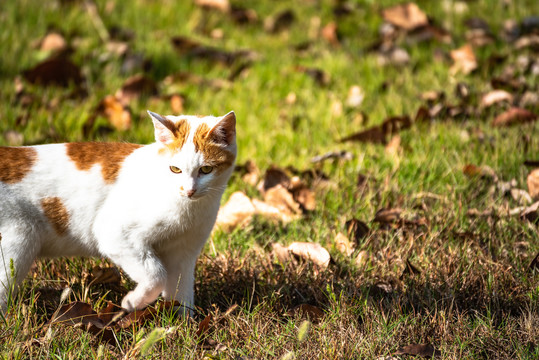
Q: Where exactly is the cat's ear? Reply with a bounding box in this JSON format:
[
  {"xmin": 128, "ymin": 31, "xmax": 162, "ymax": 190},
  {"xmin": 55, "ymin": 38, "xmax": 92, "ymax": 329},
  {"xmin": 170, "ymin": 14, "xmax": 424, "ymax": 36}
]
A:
[
  {"xmin": 148, "ymin": 110, "xmax": 176, "ymax": 144},
  {"xmin": 210, "ymin": 111, "xmax": 236, "ymax": 146}
]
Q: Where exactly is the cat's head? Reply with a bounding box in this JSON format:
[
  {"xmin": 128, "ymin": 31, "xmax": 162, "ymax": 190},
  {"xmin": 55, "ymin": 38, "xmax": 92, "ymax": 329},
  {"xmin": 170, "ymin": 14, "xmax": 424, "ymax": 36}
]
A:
[{"xmin": 148, "ymin": 110, "xmax": 237, "ymax": 200}]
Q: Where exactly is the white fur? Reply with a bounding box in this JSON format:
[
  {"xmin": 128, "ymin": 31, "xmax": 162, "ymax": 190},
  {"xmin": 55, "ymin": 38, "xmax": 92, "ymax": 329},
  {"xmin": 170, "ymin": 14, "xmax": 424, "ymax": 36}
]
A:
[{"xmin": 0, "ymin": 112, "xmax": 236, "ymax": 314}]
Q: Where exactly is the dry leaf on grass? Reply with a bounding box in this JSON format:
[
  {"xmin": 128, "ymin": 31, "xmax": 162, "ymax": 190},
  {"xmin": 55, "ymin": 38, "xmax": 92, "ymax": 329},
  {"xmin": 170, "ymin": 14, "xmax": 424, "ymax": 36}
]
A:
[
  {"xmin": 196, "ymin": 313, "xmax": 213, "ymax": 337},
  {"xmin": 346, "ymin": 218, "xmax": 370, "ymax": 244},
  {"xmin": 215, "ymin": 191, "xmax": 256, "ymax": 231},
  {"xmin": 335, "ymin": 232, "xmax": 355, "ymax": 256},
  {"xmin": 382, "ymin": 3, "xmax": 428, "ymax": 31},
  {"xmin": 264, "ymin": 185, "xmax": 302, "ymax": 218},
  {"xmin": 463, "ymin": 164, "xmax": 498, "ymax": 181},
  {"xmin": 89, "ymin": 266, "xmax": 122, "ymax": 286},
  {"xmin": 491, "ymin": 107, "xmax": 537, "ymax": 127},
  {"xmin": 374, "ymin": 208, "xmax": 402, "ymax": 224},
  {"xmin": 115, "ymin": 74, "xmax": 158, "ymax": 105},
  {"xmin": 39, "ymin": 32, "xmax": 67, "ymax": 53},
  {"xmin": 23, "ymin": 57, "xmax": 83, "ymax": 87},
  {"xmin": 195, "ymin": 0, "xmax": 229, "ymax": 12},
  {"xmin": 450, "ymin": 44, "xmax": 477, "ymax": 75},
  {"xmin": 529, "ymin": 252, "xmax": 539, "ymax": 271},
  {"xmin": 96, "ymin": 95, "xmax": 132, "ymax": 131},
  {"xmin": 340, "ymin": 115, "xmax": 411, "ymax": 145},
  {"xmin": 288, "ymin": 242, "xmax": 331, "ymax": 268},
  {"xmin": 527, "ymin": 168, "xmax": 539, "ymax": 199},
  {"xmin": 264, "ymin": 9, "xmax": 296, "ymax": 34},
  {"xmin": 395, "ymin": 343, "xmax": 440, "ymax": 358},
  {"xmin": 480, "ymin": 90, "xmax": 514, "ymax": 108}
]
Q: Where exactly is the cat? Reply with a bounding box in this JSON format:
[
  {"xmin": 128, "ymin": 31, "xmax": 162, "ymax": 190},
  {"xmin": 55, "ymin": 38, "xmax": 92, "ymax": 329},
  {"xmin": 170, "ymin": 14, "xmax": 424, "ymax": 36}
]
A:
[{"xmin": 0, "ymin": 110, "xmax": 237, "ymax": 314}]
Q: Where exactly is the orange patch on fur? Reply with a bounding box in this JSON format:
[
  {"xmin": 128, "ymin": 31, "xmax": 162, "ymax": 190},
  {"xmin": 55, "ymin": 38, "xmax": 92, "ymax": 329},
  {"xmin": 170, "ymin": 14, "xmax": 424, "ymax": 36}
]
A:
[
  {"xmin": 41, "ymin": 197, "xmax": 70, "ymax": 235},
  {"xmin": 193, "ymin": 123, "xmax": 235, "ymax": 171},
  {"xmin": 159, "ymin": 119, "xmax": 191, "ymax": 155},
  {"xmin": 66, "ymin": 142, "xmax": 142, "ymax": 183},
  {"xmin": 0, "ymin": 147, "xmax": 37, "ymax": 184}
]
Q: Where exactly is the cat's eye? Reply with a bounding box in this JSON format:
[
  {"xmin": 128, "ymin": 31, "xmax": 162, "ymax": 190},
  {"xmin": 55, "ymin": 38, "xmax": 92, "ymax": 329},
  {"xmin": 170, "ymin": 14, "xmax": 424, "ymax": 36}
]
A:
[
  {"xmin": 199, "ymin": 166, "xmax": 213, "ymax": 174},
  {"xmin": 170, "ymin": 166, "xmax": 182, "ymax": 174}
]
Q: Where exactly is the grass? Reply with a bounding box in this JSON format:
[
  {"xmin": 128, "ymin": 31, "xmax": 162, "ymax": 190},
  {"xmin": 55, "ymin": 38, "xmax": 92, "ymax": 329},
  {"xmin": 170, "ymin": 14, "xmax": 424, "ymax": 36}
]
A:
[{"xmin": 1, "ymin": 0, "xmax": 539, "ymax": 358}]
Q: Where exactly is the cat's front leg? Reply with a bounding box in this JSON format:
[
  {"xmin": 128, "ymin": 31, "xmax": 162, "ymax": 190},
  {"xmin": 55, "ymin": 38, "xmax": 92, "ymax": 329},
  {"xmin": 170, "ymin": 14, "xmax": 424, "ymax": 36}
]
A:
[
  {"xmin": 159, "ymin": 245, "xmax": 201, "ymax": 316},
  {"xmin": 102, "ymin": 245, "xmax": 167, "ymax": 312}
]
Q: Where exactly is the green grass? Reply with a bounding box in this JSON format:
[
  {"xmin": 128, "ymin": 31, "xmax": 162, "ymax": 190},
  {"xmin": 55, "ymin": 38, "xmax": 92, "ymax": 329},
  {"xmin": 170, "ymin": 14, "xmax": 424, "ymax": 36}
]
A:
[{"xmin": 1, "ymin": 0, "xmax": 539, "ymax": 358}]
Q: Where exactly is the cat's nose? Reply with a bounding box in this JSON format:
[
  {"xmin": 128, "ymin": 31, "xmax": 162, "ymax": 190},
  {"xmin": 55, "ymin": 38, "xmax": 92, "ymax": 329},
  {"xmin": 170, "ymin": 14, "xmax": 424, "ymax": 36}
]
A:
[{"xmin": 187, "ymin": 189, "xmax": 197, "ymax": 198}]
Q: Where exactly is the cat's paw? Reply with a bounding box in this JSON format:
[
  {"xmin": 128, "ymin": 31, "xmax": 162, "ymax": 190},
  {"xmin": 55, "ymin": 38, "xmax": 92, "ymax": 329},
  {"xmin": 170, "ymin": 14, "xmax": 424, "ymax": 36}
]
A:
[{"xmin": 121, "ymin": 291, "xmax": 145, "ymax": 312}]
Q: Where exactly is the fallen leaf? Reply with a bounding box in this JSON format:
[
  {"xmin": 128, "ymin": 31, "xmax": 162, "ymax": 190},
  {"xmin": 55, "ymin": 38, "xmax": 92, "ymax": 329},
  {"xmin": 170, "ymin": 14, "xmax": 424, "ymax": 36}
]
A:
[
  {"xmin": 491, "ymin": 107, "xmax": 537, "ymax": 127},
  {"xmin": 238, "ymin": 159, "xmax": 260, "ymax": 186},
  {"xmin": 117, "ymin": 302, "xmax": 178, "ymax": 329},
  {"xmin": 402, "ymin": 259, "xmax": 421, "ymax": 276},
  {"xmin": 385, "ymin": 135, "xmax": 402, "ymax": 157},
  {"xmin": 171, "ymin": 36, "xmax": 256, "ymax": 66},
  {"xmin": 264, "ymin": 9, "xmax": 295, "ymax": 33},
  {"xmin": 261, "ymin": 166, "xmax": 291, "ymax": 192},
  {"xmin": 510, "ymin": 189, "xmax": 533, "ymax": 205},
  {"xmin": 196, "ymin": 313, "xmax": 213, "ymax": 337},
  {"xmin": 373, "ymin": 208, "xmax": 402, "ymax": 224},
  {"xmin": 340, "ymin": 115, "xmax": 411, "ymax": 145},
  {"xmin": 527, "ymin": 169, "xmax": 539, "ymax": 199},
  {"xmin": 97, "ymin": 302, "xmax": 124, "ymax": 324},
  {"xmin": 51, "ymin": 301, "xmax": 102, "ymax": 327},
  {"xmin": 230, "ymin": 6, "xmax": 258, "ymax": 25},
  {"xmin": 287, "ymin": 304, "xmax": 325, "ymax": 322},
  {"xmin": 23, "ymin": 57, "xmax": 83, "ymax": 87},
  {"xmin": 287, "ymin": 242, "xmax": 331, "ymax": 268},
  {"xmin": 520, "ymin": 201, "xmax": 539, "ymax": 223},
  {"xmin": 169, "ymin": 94, "xmax": 185, "ymax": 114},
  {"xmin": 96, "ymin": 95, "xmax": 132, "ymax": 131},
  {"xmin": 450, "ymin": 44, "xmax": 477, "ymax": 75},
  {"xmin": 480, "ymin": 90, "xmax": 514, "ymax": 108},
  {"xmin": 39, "ymin": 32, "xmax": 67, "ymax": 53},
  {"xmin": 382, "ymin": 3, "xmax": 428, "ymax": 31},
  {"xmin": 264, "ymin": 185, "xmax": 302, "ymax": 218},
  {"xmin": 463, "ymin": 164, "xmax": 498, "ymax": 181},
  {"xmin": 89, "ymin": 266, "xmax": 122, "ymax": 286},
  {"xmin": 271, "ymin": 243, "xmax": 292, "ymax": 264},
  {"xmin": 321, "ymin": 21, "xmax": 340, "ymax": 46},
  {"xmin": 215, "ymin": 191, "xmax": 256, "ymax": 231},
  {"xmin": 345, "ymin": 218, "xmax": 369, "ymax": 244},
  {"xmin": 355, "ymin": 250, "xmax": 368, "ymax": 267},
  {"xmin": 195, "ymin": 0, "xmax": 229, "ymax": 12},
  {"xmin": 395, "ymin": 343, "xmax": 440, "ymax": 357},
  {"xmin": 115, "ymin": 74, "xmax": 158, "ymax": 105},
  {"xmin": 335, "ymin": 232, "xmax": 355, "ymax": 256}
]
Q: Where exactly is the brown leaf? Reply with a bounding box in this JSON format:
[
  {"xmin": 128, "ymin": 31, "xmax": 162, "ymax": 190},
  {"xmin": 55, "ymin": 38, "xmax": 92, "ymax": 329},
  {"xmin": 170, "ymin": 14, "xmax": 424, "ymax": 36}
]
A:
[
  {"xmin": 491, "ymin": 107, "xmax": 537, "ymax": 127},
  {"xmin": 402, "ymin": 259, "xmax": 421, "ymax": 276},
  {"xmin": 263, "ymin": 185, "xmax": 302, "ymax": 218},
  {"xmin": 520, "ymin": 201, "xmax": 539, "ymax": 223},
  {"xmin": 169, "ymin": 94, "xmax": 185, "ymax": 114},
  {"xmin": 230, "ymin": 6, "xmax": 258, "ymax": 25},
  {"xmin": 171, "ymin": 36, "xmax": 255, "ymax": 66},
  {"xmin": 395, "ymin": 343, "xmax": 439, "ymax": 357},
  {"xmin": 262, "ymin": 166, "xmax": 290, "ymax": 192},
  {"xmin": 335, "ymin": 232, "xmax": 355, "ymax": 256},
  {"xmin": 345, "ymin": 218, "xmax": 369, "ymax": 244},
  {"xmin": 115, "ymin": 74, "xmax": 158, "ymax": 105},
  {"xmin": 97, "ymin": 302, "xmax": 124, "ymax": 324},
  {"xmin": 264, "ymin": 9, "xmax": 295, "ymax": 33},
  {"xmin": 271, "ymin": 243, "xmax": 292, "ymax": 264},
  {"xmin": 373, "ymin": 208, "xmax": 402, "ymax": 224},
  {"xmin": 96, "ymin": 95, "xmax": 132, "ymax": 131},
  {"xmin": 51, "ymin": 301, "xmax": 102, "ymax": 327},
  {"xmin": 311, "ymin": 151, "xmax": 353, "ymax": 164},
  {"xmin": 321, "ymin": 21, "xmax": 340, "ymax": 46},
  {"xmin": 382, "ymin": 3, "xmax": 428, "ymax": 31},
  {"xmin": 215, "ymin": 191, "xmax": 256, "ymax": 231},
  {"xmin": 463, "ymin": 164, "xmax": 498, "ymax": 181},
  {"xmin": 287, "ymin": 242, "xmax": 331, "ymax": 268},
  {"xmin": 89, "ymin": 266, "xmax": 121, "ymax": 286},
  {"xmin": 480, "ymin": 90, "xmax": 514, "ymax": 108},
  {"xmin": 196, "ymin": 313, "xmax": 213, "ymax": 337},
  {"xmin": 287, "ymin": 304, "xmax": 324, "ymax": 322},
  {"xmin": 116, "ymin": 307, "xmax": 158, "ymax": 329},
  {"xmin": 385, "ymin": 135, "xmax": 402, "ymax": 157},
  {"xmin": 340, "ymin": 115, "xmax": 411, "ymax": 145},
  {"xmin": 292, "ymin": 186, "xmax": 316, "ymax": 212},
  {"xmin": 238, "ymin": 159, "xmax": 260, "ymax": 186},
  {"xmin": 39, "ymin": 32, "xmax": 67, "ymax": 53},
  {"xmin": 195, "ymin": 0, "xmax": 229, "ymax": 12},
  {"xmin": 527, "ymin": 169, "xmax": 539, "ymax": 200},
  {"xmin": 450, "ymin": 44, "xmax": 477, "ymax": 75},
  {"xmin": 23, "ymin": 57, "xmax": 83, "ymax": 87}
]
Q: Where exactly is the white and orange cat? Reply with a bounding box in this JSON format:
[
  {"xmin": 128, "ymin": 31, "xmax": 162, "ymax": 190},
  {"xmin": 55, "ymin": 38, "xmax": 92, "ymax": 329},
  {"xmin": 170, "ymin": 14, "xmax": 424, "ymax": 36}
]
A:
[{"xmin": 0, "ymin": 110, "xmax": 237, "ymax": 313}]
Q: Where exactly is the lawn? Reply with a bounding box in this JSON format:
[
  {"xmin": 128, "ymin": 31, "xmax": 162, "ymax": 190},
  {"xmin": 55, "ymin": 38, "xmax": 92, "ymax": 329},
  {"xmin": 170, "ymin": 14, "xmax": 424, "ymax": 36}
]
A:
[{"xmin": 1, "ymin": 0, "xmax": 538, "ymax": 358}]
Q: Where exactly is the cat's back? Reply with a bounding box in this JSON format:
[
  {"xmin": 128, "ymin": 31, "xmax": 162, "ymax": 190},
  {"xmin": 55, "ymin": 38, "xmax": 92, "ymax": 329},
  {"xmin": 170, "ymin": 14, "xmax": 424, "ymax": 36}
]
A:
[{"xmin": 0, "ymin": 142, "xmax": 143, "ymax": 220}]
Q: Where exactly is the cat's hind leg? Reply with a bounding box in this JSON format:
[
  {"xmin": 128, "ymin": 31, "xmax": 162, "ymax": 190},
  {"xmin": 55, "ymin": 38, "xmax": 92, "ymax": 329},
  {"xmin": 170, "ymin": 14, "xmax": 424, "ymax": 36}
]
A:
[{"xmin": 0, "ymin": 225, "xmax": 41, "ymax": 311}]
